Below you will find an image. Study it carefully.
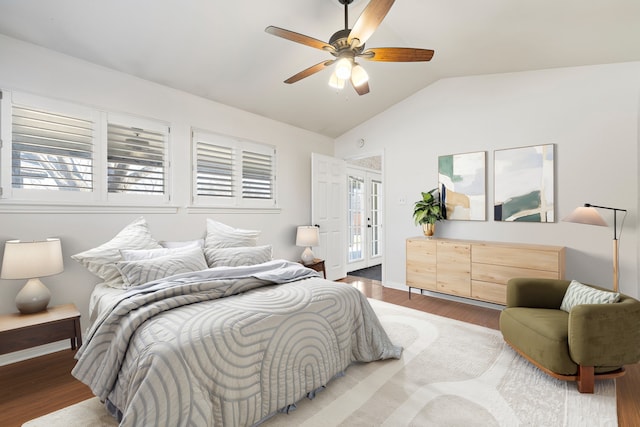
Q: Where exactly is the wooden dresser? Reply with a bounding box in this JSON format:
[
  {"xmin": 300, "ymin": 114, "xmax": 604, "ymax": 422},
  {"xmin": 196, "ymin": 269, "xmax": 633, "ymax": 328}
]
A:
[{"xmin": 406, "ymin": 237, "xmax": 565, "ymax": 305}]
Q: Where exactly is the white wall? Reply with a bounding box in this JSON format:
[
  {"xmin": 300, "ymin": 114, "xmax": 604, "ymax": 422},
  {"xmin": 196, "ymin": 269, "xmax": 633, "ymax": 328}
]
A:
[
  {"xmin": 336, "ymin": 62, "xmax": 640, "ymax": 298},
  {"xmin": 0, "ymin": 35, "xmax": 333, "ymax": 362}
]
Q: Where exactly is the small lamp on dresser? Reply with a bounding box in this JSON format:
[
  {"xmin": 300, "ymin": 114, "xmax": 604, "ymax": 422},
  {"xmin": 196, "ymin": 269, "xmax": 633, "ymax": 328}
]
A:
[
  {"xmin": 296, "ymin": 226, "xmax": 319, "ymax": 265},
  {"xmin": 1, "ymin": 238, "xmax": 64, "ymax": 314}
]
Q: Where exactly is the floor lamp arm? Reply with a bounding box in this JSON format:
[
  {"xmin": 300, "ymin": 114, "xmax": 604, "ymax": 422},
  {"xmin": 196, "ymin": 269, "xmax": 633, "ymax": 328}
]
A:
[{"xmin": 584, "ymin": 203, "xmax": 626, "ymax": 292}]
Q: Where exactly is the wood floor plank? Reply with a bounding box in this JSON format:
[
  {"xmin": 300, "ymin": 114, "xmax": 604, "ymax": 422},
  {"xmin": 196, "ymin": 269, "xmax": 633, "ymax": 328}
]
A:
[{"xmin": 0, "ymin": 276, "xmax": 637, "ymax": 426}]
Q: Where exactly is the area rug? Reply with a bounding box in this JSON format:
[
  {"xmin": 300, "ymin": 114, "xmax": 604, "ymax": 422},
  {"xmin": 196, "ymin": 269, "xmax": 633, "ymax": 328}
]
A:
[{"xmin": 23, "ymin": 299, "xmax": 617, "ymax": 427}]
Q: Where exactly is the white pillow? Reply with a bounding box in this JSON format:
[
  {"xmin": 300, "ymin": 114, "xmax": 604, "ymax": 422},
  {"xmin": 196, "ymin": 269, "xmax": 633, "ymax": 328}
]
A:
[
  {"xmin": 205, "ymin": 219, "xmax": 260, "ymax": 249},
  {"xmin": 206, "ymin": 245, "xmax": 273, "ymax": 268},
  {"xmin": 71, "ymin": 217, "xmax": 161, "ymax": 288},
  {"xmin": 121, "ymin": 242, "xmax": 202, "ymax": 261},
  {"xmin": 160, "ymin": 239, "xmax": 204, "ymax": 249},
  {"xmin": 117, "ymin": 245, "xmax": 208, "ymax": 288},
  {"xmin": 560, "ymin": 280, "xmax": 620, "ymax": 313}
]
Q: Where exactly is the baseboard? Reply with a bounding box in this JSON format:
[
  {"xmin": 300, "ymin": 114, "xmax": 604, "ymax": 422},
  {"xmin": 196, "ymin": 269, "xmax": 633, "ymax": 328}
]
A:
[
  {"xmin": 384, "ymin": 281, "xmax": 503, "ymax": 311},
  {"xmin": 0, "ymin": 341, "xmax": 70, "ymax": 366}
]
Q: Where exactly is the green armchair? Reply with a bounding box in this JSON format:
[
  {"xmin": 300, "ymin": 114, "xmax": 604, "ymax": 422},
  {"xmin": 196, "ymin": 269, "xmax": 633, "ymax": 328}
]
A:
[{"xmin": 499, "ymin": 278, "xmax": 640, "ymax": 393}]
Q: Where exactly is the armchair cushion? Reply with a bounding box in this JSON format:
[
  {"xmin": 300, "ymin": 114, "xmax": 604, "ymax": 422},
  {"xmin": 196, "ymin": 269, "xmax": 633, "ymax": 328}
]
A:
[
  {"xmin": 500, "ymin": 307, "xmax": 576, "ymax": 375},
  {"xmin": 560, "ymin": 280, "xmax": 620, "ymax": 313}
]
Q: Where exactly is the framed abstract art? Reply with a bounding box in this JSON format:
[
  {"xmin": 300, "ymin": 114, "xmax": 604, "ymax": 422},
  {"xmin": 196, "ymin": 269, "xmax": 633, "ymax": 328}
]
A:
[
  {"xmin": 494, "ymin": 144, "xmax": 555, "ymax": 222},
  {"xmin": 438, "ymin": 151, "xmax": 486, "ymax": 221}
]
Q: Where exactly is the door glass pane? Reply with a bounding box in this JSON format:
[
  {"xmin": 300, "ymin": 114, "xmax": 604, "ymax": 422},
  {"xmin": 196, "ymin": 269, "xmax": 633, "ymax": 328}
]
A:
[
  {"xmin": 348, "ymin": 175, "xmax": 364, "ymax": 262},
  {"xmin": 370, "ymin": 179, "xmax": 382, "ymax": 257}
]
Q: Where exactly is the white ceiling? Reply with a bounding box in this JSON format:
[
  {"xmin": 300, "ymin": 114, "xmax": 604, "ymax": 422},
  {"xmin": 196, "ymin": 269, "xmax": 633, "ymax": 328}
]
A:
[{"xmin": 1, "ymin": 0, "xmax": 639, "ymax": 138}]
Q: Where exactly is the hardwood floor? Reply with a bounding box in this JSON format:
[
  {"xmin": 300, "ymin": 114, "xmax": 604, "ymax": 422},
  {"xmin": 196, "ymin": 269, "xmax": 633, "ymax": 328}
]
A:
[{"xmin": 0, "ymin": 276, "xmax": 637, "ymax": 426}]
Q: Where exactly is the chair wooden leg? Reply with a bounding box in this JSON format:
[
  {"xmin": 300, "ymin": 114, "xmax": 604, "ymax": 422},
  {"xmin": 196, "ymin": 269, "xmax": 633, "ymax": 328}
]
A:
[{"xmin": 577, "ymin": 365, "xmax": 594, "ymax": 393}]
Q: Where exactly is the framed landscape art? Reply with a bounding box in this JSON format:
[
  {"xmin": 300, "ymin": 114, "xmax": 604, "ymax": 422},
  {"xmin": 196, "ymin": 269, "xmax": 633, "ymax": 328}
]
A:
[
  {"xmin": 494, "ymin": 144, "xmax": 555, "ymax": 222},
  {"xmin": 438, "ymin": 151, "xmax": 486, "ymax": 221}
]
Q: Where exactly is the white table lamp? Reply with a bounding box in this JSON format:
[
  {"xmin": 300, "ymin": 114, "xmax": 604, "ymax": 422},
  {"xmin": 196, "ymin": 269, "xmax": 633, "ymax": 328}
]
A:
[
  {"xmin": 1, "ymin": 238, "xmax": 64, "ymax": 314},
  {"xmin": 296, "ymin": 226, "xmax": 319, "ymax": 265}
]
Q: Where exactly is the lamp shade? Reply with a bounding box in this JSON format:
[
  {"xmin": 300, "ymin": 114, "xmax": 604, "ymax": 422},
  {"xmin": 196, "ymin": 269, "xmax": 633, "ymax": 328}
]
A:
[
  {"xmin": 351, "ymin": 64, "xmax": 369, "ymax": 87},
  {"xmin": 335, "ymin": 58, "xmax": 352, "ymax": 80},
  {"xmin": 562, "ymin": 206, "xmax": 608, "ymax": 227},
  {"xmin": 1, "ymin": 238, "xmax": 64, "ymax": 279},
  {"xmin": 328, "ymin": 70, "xmax": 346, "ymax": 90},
  {"xmin": 296, "ymin": 226, "xmax": 319, "ymax": 247}
]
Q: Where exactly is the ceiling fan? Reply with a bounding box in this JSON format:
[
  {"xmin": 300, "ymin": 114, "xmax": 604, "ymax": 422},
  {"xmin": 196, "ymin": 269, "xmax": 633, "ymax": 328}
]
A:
[{"xmin": 265, "ymin": 0, "xmax": 434, "ymax": 96}]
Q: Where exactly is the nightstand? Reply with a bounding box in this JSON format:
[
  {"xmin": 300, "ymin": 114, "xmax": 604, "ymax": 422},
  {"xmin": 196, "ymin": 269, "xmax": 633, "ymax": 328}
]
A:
[
  {"xmin": 301, "ymin": 258, "xmax": 326, "ymax": 279},
  {"xmin": 0, "ymin": 304, "xmax": 82, "ymax": 355}
]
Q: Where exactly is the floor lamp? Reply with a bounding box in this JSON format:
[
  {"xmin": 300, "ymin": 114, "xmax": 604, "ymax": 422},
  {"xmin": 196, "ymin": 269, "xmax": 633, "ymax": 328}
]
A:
[{"xmin": 563, "ymin": 203, "xmax": 627, "ymax": 292}]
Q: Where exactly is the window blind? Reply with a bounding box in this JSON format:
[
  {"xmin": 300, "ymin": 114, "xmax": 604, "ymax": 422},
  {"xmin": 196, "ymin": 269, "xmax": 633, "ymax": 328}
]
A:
[
  {"xmin": 195, "ymin": 142, "xmax": 235, "ymax": 197},
  {"xmin": 107, "ymin": 123, "xmax": 166, "ymax": 194},
  {"xmin": 242, "ymin": 149, "xmax": 274, "ymax": 200},
  {"xmin": 11, "ymin": 106, "xmax": 94, "ymax": 191}
]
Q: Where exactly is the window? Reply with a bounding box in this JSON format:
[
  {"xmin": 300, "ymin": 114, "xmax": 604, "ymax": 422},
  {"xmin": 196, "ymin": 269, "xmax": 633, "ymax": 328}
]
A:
[
  {"xmin": 242, "ymin": 149, "xmax": 274, "ymax": 200},
  {"xmin": 0, "ymin": 91, "xmax": 170, "ymax": 205},
  {"xmin": 12, "ymin": 105, "xmax": 94, "ymax": 193},
  {"xmin": 106, "ymin": 114, "xmax": 169, "ymax": 203},
  {"xmin": 192, "ymin": 130, "xmax": 276, "ymax": 208},
  {"xmin": 1, "ymin": 91, "xmax": 100, "ymax": 202},
  {"xmin": 348, "ymin": 174, "xmax": 364, "ymax": 262},
  {"xmin": 195, "ymin": 142, "xmax": 235, "ymax": 199}
]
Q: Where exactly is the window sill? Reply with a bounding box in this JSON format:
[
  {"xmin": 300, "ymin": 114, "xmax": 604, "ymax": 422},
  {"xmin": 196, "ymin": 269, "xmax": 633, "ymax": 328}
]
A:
[
  {"xmin": 0, "ymin": 201, "xmax": 180, "ymax": 214},
  {"xmin": 185, "ymin": 206, "xmax": 282, "ymax": 215},
  {"xmin": 0, "ymin": 201, "xmax": 283, "ymax": 215}
]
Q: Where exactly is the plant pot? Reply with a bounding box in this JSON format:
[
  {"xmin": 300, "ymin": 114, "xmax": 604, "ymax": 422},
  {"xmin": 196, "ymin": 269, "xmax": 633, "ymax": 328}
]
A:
[{"xmin": 422, "ymin": 223, "xmax": 435, "ymax": 237}]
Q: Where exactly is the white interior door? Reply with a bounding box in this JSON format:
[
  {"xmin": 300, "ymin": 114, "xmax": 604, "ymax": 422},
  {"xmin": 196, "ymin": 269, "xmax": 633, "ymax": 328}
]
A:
[
  {"xmin": 346, "ymin": 167, "xmax": 383, "ymax": 272},
  {"xmin": 311, "ymin": 153, "xmax": 346, "ymax": 280}
]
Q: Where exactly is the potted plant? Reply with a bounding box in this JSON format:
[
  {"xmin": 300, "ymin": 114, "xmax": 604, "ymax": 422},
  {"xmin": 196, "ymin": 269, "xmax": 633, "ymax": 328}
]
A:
[{"xmin": 413, "ymin": 188, "xmax": 445, "ymax": 237}]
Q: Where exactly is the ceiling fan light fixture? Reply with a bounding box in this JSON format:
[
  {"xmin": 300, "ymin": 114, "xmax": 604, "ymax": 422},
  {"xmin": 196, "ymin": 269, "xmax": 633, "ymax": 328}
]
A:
[
  {"xmin": 266, "ymin": 0, "xmax": 434, "ymax": 96},
  {"xmin": 328, "ymin": 70, "xmax": 346, "ymax": 89},
  {"xmin": 351, "ymin": 64, "xmax": 369, "ymax": 87},
  {"xmin": 335, "ymin": 57, "xmax": 352, "ymax": 80}
]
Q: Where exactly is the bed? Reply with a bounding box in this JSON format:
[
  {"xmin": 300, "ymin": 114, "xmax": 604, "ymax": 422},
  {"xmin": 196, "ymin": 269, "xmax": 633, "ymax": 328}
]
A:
[{"xmin": 71, "ymin": 218, "xmax": 401, "ymax": 426}]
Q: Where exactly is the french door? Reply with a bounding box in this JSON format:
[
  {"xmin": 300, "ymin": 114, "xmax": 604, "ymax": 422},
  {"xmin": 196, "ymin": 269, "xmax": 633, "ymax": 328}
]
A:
[{"xmin": 347, "ymin": 167, "xmax": 382, "ymax": 272}]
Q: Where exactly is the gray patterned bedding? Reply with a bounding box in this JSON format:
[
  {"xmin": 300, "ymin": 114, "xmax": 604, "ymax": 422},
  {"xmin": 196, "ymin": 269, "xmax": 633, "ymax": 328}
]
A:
[{"xmin": 72, "ymin": 260, "xmax": 402, "ymax": 426}]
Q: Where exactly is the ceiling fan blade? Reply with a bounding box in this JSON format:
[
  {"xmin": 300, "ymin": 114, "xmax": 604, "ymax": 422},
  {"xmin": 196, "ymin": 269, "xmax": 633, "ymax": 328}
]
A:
[
  {"xmin": 351, "ymin": 78, "xmax": 370, "ymax": 96},
  {"xmin": 347, "ymin": 0, "xmax": 395, "ymax": 47},
  {"xmin": 284, "ymin": 60, "xmax": 335, "ymax": 84},
  {"xmin": 265, "ymin": 26, "xmax": 334, "ymax": 52},
  {"xmin": 361, "ymin": 47, "xmax": 434, "ymax": 62}
]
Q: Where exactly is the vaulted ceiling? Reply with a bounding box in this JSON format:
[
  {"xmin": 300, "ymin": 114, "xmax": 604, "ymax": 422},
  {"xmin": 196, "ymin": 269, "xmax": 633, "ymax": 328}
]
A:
[{"xmin": 1, "ymin": 0, "xmax": 639, "ymax": 138}]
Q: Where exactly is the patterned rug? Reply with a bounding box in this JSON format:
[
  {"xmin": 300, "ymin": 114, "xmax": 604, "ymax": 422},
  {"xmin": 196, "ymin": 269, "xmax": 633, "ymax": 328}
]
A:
[{"xmin": 23, "ymin": 299, "xmax": 617, "ymax": 426}]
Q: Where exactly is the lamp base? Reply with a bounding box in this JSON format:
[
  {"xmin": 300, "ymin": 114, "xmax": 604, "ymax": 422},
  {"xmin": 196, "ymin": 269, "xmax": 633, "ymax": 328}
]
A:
[
  {"xmin": 301, "ymin": 247, "xmax": 315, "ymax": 265},
  {"xmin": 15, "ymin": 278, "xmax": 51, "ymax": 314}
]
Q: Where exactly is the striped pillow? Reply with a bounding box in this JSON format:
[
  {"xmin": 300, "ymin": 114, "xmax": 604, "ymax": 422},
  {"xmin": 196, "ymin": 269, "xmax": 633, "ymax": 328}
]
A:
[
  {"xmin": 71, "ymin": 217, "xmax": 161, "ymax": 288},
  {"xmin": 117, "ymin": 245, "xmax": 208, "ymax": 288},
  {"xmin": 560, "ymin": 280, "xmax": 620, "ymax": 313}
]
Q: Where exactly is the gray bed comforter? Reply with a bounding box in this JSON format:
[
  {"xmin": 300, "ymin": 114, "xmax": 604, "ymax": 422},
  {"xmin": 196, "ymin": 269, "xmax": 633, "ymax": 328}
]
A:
[{"xmin": 72, "ymin": 260, "xmax": 402, "ymax": 426}]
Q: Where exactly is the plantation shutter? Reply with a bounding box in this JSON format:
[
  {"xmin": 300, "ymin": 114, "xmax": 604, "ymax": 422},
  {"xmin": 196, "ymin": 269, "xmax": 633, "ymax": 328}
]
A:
[
  {"xmin": 242, "ymin": 148, "xmax": 274, "ymax": 200},
  {"xmin": 11, "ymin": 106, "xmax": 94, "ymax": 191},
  {"xmin": 196, "ymin": 142, "xmax": 235, "ymax": 198},
  {"xmin": 192, "ymin": 130, "xmax": 276, "ymax": 207},
  {"xmin": 107, "ymin": 122, "xmax": 166, "ymax": 195}
]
